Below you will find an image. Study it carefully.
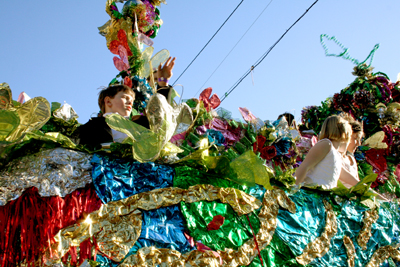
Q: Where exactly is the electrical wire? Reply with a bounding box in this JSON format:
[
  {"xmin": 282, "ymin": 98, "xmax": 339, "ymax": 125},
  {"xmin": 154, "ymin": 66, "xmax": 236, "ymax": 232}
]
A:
[
  {"xmin": 172, "ymin": 0, "xmax": 245, "ymax": 86},
  {"xmin": 194, "ymin": 0, "xmax": 274, "ymax": 97},
  {"xmin": 220, "ymin": 0, "xmax": 319, "ymax": 102}
]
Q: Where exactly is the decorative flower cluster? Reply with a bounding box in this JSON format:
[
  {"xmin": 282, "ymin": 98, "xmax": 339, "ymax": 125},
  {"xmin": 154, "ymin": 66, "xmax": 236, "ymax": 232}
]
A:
[{"xmin": 108, "ymin": 0, "xmax": 163, "ymax": 39}]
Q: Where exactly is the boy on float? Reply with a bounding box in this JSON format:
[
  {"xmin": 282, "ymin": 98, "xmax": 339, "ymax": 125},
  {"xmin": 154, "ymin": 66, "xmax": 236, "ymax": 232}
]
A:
[{"xmin": 78, "ymin": 57, "xmax": 176, "ymax": 150}]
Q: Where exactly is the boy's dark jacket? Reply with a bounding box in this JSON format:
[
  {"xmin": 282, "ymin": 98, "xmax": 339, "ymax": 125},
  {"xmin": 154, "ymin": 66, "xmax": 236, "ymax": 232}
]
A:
[{"xmin": 77, "ymin": 86, "xmax": 171, "ymax": 150}]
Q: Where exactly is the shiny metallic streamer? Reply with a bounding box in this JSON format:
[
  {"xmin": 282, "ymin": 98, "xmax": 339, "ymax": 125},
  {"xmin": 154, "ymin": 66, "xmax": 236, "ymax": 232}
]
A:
[
  {"xmin": 357, "ymin": 208, "xmax": 379, "ymax": 250},
  {"xmin": 122, "ymin": 188, "xmax": 295, "ymax": 267},
  {"xmin": 365, "ymin": 245, "xmax": 400, "ymax": 267},
  {"xmin": 45, "ymin": 185, "xmax": 260, "ymax": 264},
  {"xmin": 343, "ymin": 236, "xmax": 355, "ymax": 267},
  {"xmin": 0, "ymin": 148, "xmax": 92, "ymax": 206},
  {"xmin": 296, "ymin": 200, "xmax": 338, "ymax": 265}
]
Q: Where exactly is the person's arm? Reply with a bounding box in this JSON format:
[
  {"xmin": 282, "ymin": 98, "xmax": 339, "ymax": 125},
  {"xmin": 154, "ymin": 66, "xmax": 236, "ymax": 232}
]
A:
[
  {"xmin": 339, "ymin": 167, "xmax": 361, "ymax": 187},
  {"xmin": 295, "ymin": 140, "xmax": 331, "ymax": 185}
]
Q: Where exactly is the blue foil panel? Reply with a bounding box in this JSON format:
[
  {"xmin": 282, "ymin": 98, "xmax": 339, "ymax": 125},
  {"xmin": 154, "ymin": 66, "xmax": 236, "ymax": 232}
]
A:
[
  {"xmin": 128, "ymin": 205, "xmax": 194, "ymax": 254},
  {"xmin": 91, "ymin": 154, "xmax": 174, "ymax": 203}
]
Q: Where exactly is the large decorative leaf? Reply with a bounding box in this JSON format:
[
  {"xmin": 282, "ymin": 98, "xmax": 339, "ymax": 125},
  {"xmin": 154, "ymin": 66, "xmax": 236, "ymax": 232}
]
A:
[
  {"xmin": 6, "ymin": 97, "xmax": 51, "ymax": 141},
  {"xmin": 0, "ymin": 110, "xmax": 19, "ymax": 141}
]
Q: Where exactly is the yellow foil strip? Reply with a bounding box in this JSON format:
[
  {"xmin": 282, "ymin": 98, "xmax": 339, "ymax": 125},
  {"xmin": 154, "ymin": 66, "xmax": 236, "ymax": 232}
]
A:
[
  {"xmin": 357, "ymin": 208, "xmax": 379, "ymax": 250},
  {"xmin": 45, "ymin": 185, "xmax": 261, "ymax": 264},
  {"xmin": 121, "ymin": 187, "xmax": 296, "ymax": 267},
  {"xmin": 296, "ymin": 200, "xmax": 338, "ymax": 265},
  {"xmin": 343, "ymin": 235, "xmax": 356, "ymax": 267},
  {"xmin": 366, "ymin": 245, "xmax": 400, "ymax": 267}
]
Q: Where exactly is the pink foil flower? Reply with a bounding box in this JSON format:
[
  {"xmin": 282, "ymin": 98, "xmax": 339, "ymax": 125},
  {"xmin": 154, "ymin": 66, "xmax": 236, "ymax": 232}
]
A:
[
  {"xmin": 113, "ymin": 45, "xmax": 130, "ymax": 72},
  {"xmin": 238, "ymin": 107, "xmax": 257, "ymax": 122}
]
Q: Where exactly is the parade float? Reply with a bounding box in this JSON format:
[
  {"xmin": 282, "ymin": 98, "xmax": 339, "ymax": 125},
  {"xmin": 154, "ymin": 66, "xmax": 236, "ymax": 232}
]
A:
[{"xmin": 1, "ymin": 1, "xmax": 400, "ymax": 267}]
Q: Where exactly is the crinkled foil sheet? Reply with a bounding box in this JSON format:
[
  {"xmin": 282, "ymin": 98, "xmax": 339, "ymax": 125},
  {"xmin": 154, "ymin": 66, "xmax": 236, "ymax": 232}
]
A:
[
  {"xmin": 121, "ymin": 187, "xmax": 295, "ymax": 267},
  {"xmin": 343, "ymin": 235, "xmax": 356, "ymax": 267},
  {"xmin": 91, "ymin": 153, "xmax": 174, "ymax": 203},
  {"xmin": 357, "ymin": 208, "xmax": 379, "ymax": 250},
  {"xmin": 296, "ymin": 200, "xmax": 337, "ymax": 265},
  {"xmin": 0, "ymin": 148, "xmax": 92, "ymax": 205},
  {"xmin": 275, "ymin": 190, "xmax": 400, "ymax": 266},
  {"xmin": 45, "ymin": 184, "xmax": 260, "ymax": 265},
  {"xmin": 365, "ymin": 245, "xmax": 400, "ymax": 267},
  {"xmin": 131, "ymin": 205, "xmax": 194, "ymax": 253},
  {"xmin": 120, "ymin": 247, "xmax": 221, "ymax": 267}
]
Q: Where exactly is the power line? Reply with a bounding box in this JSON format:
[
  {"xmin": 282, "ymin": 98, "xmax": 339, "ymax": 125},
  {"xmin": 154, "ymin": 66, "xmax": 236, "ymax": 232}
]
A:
[
  {"xmin": 172, "ymin": 0, "xmax": 245, "ymax": 86},
  {"xmin": 194, "ymin": 0, "xmax": 274, "ymax": 97},
  {"xmin": 220, "ymin": 0, "xmax": 319, "ymax": 102}
]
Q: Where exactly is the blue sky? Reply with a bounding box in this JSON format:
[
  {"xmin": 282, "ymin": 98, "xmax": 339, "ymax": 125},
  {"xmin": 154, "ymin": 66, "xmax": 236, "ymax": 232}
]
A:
[{"xmin": 1, "ymin": 1, "xmax": 399, "ymax": 123}]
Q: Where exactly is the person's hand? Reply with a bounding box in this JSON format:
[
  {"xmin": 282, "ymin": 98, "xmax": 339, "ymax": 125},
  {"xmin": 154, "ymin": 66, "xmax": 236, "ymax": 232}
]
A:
[{"xmin": 157, "ymin": 57, "xmax": 176, "ymax": 87}]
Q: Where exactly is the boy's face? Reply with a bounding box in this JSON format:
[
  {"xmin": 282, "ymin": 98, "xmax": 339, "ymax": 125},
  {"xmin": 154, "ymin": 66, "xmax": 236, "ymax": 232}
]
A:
[{"xmin": 105, "ymin": 90, "xmax": 134, "ymax": 117}]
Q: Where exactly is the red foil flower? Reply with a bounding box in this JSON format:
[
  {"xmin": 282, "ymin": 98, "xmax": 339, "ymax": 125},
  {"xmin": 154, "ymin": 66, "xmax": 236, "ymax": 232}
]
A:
[
  {"xmin": 109, "ymin": 29, "xmax": 133, "ymax": 57},
  {"xmin": 199, "ymin": 87, "xmax": 221, "ymax": 111},
  {"xmin": 365, "ymin": 149, "xmax": 387, "ymax": 174},
  {"xmin": 253, "ymin": 135, "xmax": 277, "ymax": 160},
  {"xmin": 124, "ymin": 76, "xmax": 133, "ymax": 88}
]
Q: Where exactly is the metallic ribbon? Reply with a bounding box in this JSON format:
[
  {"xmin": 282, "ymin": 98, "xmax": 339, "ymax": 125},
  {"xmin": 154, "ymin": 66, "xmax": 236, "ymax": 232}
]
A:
[
  {"xmin": 45, "ymin": 185, "xmax": 260, "ymax": 264},
  {"xmin": 365, "ymin": 245, "xmax": 400, "ymax": 267},
  {"xmin": 343, "ymin": 236, "xmax": 356, "ymax": 267},
  {"xmin": 0, "ymin": 148, "xmax": 92, "ymax": 206},
  {"xmin": 295, "ymin": 200, "xmax": 337, "ymax": 265},
  {"xmin": 357, "ymin": 208, "xmax": 379, "ymax": 250}
]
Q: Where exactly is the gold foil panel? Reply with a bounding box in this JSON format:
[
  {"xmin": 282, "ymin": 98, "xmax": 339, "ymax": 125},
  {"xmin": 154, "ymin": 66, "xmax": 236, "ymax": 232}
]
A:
[
  {"xmin": 46, "ymin": 185, "xmax": 260, "ymax": 264},
  {"xmin": 343, "ymin": 235, "xmax": 355, "ymax": 267},
  {"xmin": 357, "ymin": 208, "xmax": 379, "ymax": 250},
  {"xmin": 296, "ymin": 200, "xmax": 338, "ymax": 265},
  {"xmin": 96, "ymin": 210, "xmax": 142, "ymax": 261},
  {"xmin": 121, "ymin": 187, "xmax": 296, "ymax": 267},
  {"xmin": 366, "ymin": 245, "xmax": 400, "ymax": 267}
]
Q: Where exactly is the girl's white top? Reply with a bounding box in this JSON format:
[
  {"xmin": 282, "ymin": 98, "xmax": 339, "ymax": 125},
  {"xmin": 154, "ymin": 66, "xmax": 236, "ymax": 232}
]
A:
[{"xmin": 304, "ymin": 139, "xmax": 343, "ymax": 189}]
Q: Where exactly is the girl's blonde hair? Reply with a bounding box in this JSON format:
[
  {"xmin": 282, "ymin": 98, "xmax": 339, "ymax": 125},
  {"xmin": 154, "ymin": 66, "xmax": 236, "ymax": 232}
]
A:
[{"xmin": 319, "ymin": 115, "xmax": 352, "ymax": 142}]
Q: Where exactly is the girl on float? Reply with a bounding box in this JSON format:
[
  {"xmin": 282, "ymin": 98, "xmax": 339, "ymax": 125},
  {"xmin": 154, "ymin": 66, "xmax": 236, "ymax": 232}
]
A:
[{"xmin": 295, "ymin": 115, "xmax": 360, "ymax": 189}]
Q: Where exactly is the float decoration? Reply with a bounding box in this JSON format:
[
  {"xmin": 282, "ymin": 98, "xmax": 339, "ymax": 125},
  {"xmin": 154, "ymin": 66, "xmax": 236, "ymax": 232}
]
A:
[{"xmin": 2, "ymin": 11, "xmax": 400, "ymax": 267}]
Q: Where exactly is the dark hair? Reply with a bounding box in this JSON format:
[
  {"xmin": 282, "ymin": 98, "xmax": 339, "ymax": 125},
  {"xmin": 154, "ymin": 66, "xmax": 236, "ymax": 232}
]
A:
[
  {"xmin": 340, "ymin": 113, "xmax": 363, "ymax": 133},
  {"xmin": 278, "ymin": 112, "xmax": 295, "ymax": 126},
  {"xmin": 98, "ymin": 84, "xmax": 135, "ymax": 113}
]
